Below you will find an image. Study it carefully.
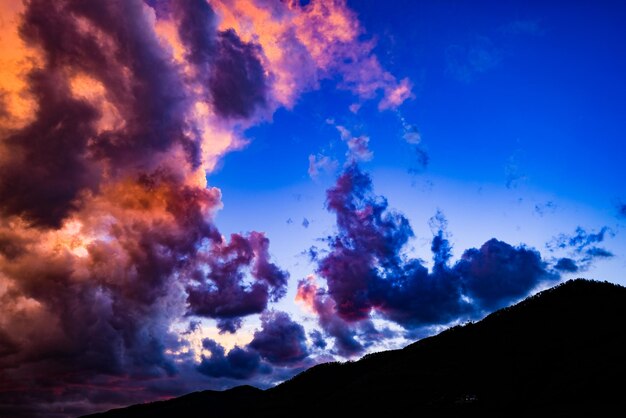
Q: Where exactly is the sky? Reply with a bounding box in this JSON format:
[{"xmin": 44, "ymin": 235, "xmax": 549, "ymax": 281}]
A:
[{"xmin": 0, "ymin": 0, "xmax": 624, "ymax": 416}]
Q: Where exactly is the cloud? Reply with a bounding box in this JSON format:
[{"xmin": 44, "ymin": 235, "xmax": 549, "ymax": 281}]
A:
[
  {"xmin": 534, "ymin": 201, "xmax": 557, "ymax": 217},
  {"xmin": 446, "ymin": 35, "xmax": 501, "ymax": 83},
  {"xmin": 186, "ymin": 232, "xmax": 289, "ymax": 333},
  {"xmin": 547, "ymin": 226, "xmax": 615, "ymax": 272},
  {"xmin": 208, "ymin": 29, "xmax": 268, "ymax": 119},
  {"xmin": 249, "ymin": 311, "xmax": 308, "ymax": 365},
  {"xmin": 0, "ymin": 0, "xmax": 412, "ymax": 414},
  {"xmin": 505, "ymin": 150, "xmax": 527, "ymax": 189},
  {"xmin": 309, "ymin": 330, "xmax": 327, "ymax": 349},
  {"xmin": 197, "ymin": 310, "xmax": 307, "ymax": 379},
  {"xmin": 208, "ymin": 0, "xmax": 413, "ymax": 110},
  {"xmin": 197, "ymin": 339, "xmax": 263, "ymax": 379},
  {"xmin": 554, "ymin": 257, "xmax": 579, "ymax": 273},
  {"xmin": 500, "ymin": 19, "xmax": 544, "ymax": 36},
  {"xmin": 408, "ymin": 145, "xmax": 429, "ymax": 175},
  {"xmin": 302, "ymin": 165, "xmax": 559, "ymax": 354},
  {"xmin": 333, "ymin": 124, "xmax": 373, "ymax": 163},
  {"xmin": 403, "ymin": 125, "xmax": 421, "ymax": 144},
  {"xmin": 308, "ymin": 154, "xmax": 339, "ymax": 179}
]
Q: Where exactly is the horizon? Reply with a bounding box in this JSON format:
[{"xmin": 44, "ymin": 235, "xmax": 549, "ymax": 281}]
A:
[{"xmin": 0, "ymin": 0, "xmax": 624, "ymax": 416}]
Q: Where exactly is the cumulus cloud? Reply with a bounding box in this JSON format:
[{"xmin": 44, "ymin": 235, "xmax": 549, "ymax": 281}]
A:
[
  {"xmin": 300, "ymin": 165, "xmax": 561, "ymax": 354},
  {"xmin": 197, "ymin": 339, "xmax": 263, "ymax": 379},
  {"xmin": 249, "ymin": 311, "xmax": 308, "ymax": 365},
  {"xmin": 186, "ymin": 232, "xmax": 289, "ymax": 333},
  {"xmin": 197, "ymin": 310, "xmax": 307, "ymax": 379}
]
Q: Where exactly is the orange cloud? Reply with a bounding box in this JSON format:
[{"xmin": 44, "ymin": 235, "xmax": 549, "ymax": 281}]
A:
[{"xmin": 209, "ymin": 0, "xmax": 412, "ymax": 110}]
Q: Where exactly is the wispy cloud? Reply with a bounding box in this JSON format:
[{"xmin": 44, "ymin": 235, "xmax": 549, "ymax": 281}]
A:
[{"xmin": 445, "ymin": 35, "xmax": 501, "ymax": 83}]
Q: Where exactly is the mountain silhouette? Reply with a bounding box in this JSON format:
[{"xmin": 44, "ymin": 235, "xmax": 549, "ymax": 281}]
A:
[{"xmin": 81, "ymin": 279, "xmax": 626, "ymax": 417}]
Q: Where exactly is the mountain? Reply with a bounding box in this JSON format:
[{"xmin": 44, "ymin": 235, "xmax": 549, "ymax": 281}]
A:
[{"xmin": 82, "ymin": 279, "xmax": 626, "ymax": 417}]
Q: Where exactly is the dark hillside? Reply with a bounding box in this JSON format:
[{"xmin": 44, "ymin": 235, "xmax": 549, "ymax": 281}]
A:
[{"xmin": 83, "ymin": 279, "xmax": 626, "ymax": 417}]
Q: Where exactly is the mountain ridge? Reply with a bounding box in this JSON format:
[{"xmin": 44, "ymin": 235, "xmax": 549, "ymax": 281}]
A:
[{"xmin": 82, "ymin": 279, "xmax": 626, "ymax": 417}]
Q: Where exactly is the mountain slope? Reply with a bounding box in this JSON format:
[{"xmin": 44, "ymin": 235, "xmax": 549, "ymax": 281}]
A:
[{"xmin": 83, "ymin": 279, "xmax": 626, "ymax": 417}]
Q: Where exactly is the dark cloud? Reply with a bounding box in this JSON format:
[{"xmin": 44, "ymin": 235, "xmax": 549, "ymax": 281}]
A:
[
  {"xmin": 249, "ymin": 311, "xmax": 308, "ymax": 365},
  {"xmin": 174, "ymin": 0, "xmax": 218, "ymax": 65},
  {"xmin": 209, "ymin": 29, "xmax": 267, "ymax": 119},
  {"xmin": 296, "ymin": 277, "xmax": 364, "ymax": 356},
  {"xmin": 172, "ymin": 0, "xmax": 267, "ymax": 119},
  {"xmin": 0, "ymin": 71, "xmax": 100, "ymax": 228},
  {"xmin": 0, "ymin": 0, "xmax": 286, "ymax": 415},
  {"xmin": 198, "ymin": 311, "xmax": 307, "ymax": 379},
  {"xmin": 585, "ymin": 247, "xmax": 613, "ymax": 258},
  {"xmin": 554, "ymin": 257, "xmax": 579, "ymax": 273},
  {"xmin": 457, "ymin": 239, "xmax": 552, "ymax": 311},
  {"xmin": 305, "ymin": 165, "xmax": 558, "ymax": 353},
  {"xmin": 309, "ymin": 330, "xmax": 327, "ymax": 349},
  {"xmin": 186, "ymin": 232, "xmax": 289, "ymax": 333},
  {"xmin": 68, "ymin": 0, "xmax": 200, "ymax": 168},
  {"xmin": 197, "ymin": 339, "xmax": 263, "ymax": 379},
  {"xmin": 216, "ymin": 318, "xmax": 243, "ymax": 334}
]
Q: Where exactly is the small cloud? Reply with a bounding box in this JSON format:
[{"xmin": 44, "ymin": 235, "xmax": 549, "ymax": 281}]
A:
[
  {"xmin": 446, "ymin": 35, "xmax": 501, "ymax": 83},
  {"xmin": 403, "ymin": 127, "xmax": 421, "ymax": 144},
  {"xmin": 554, "ymin": 257, "xmax": 578, "ymax": 273},
  {"xmin": 534, "ymin": 201, "xmax": 557, "ymax": 217},
  {"xmin": 309, "ymin": 330, "xmax": 327, "ymax": 349},
  {"xmin": 308, "ymin": 154, "xmax": 339, "ymax": 179},
  {"xmin": 333, "ymin": 124, "xmax": 374, "ymax": 163},
  {"xmin": 505, "ymin": 150, "xmax": 527, "ymax": 189},
  {"xmin": 378, "ymin": 77, "xmax": 414, "ymax": 110},
  {"xmin": 397, "ymin": 112, "xmax": 422, "ymax": 144},
  {"xmin": 346, "ymin": 135, "xmax": 373, "ymax": 162},
  {"xmin": 500, "ymin": 19, "xmax": 544, "ymax": 36},
  {"xmin": 585, "ymin": 247, "xmax": 613, "ymax": 259},
  {"xmin": 407, "ymin": 145, "xmax": 429, "ymax": 175}
]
